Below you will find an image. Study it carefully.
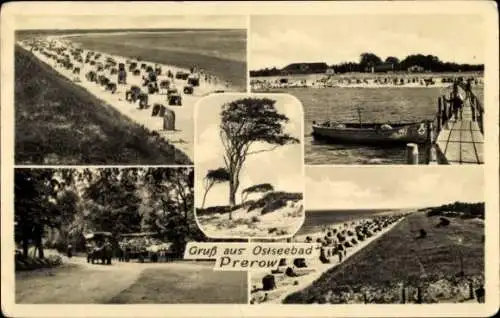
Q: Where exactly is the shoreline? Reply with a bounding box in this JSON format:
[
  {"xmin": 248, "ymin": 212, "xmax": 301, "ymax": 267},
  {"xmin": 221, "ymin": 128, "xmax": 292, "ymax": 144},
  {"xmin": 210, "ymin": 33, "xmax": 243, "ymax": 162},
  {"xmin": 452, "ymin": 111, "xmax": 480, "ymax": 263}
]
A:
[
  {"xmin": 251, "ymin": 83, "xmax": 484, "ymax": 90},
  {"xmin": 19, "ymin": 36, "xmax": 238, "ymax": 162},
  {"xmin": 62, "ymin": 31, "xmax": 246, "ymax": 65},
  {"xmin": 250, "ymin": 215, "xmax": 406, "ymax": 304}
]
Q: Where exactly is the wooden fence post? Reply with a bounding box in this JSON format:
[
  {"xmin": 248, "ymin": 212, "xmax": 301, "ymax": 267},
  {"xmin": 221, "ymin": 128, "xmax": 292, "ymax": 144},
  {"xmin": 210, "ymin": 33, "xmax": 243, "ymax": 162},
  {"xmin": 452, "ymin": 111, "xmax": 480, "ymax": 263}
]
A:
[
  {"xmin": 468, "ymin": 280, "xmax": 475, "ymax": 300},
  {"xmin": 437, "ymin": 97, "xmax": 442, "ymax": 132},
  {"xmin": 416, "ymin": 286, "xmax": 423, "ymax": 304},
  {"xmin": 471, "ymin": 100, "xmax": 476, "ymax": 121},
  {"xmin": 400, "ymin": 284, "xmax": 406, "ymax": 304},
  {"xmin": 406, "ymin": 143, "xmax": 419, "ymax": 164}
]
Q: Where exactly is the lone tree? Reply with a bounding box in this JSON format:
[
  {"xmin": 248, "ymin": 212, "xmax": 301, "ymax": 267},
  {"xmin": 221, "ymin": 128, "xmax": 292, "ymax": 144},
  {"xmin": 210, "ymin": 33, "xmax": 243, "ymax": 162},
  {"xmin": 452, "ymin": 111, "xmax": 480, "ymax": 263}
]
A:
[
  {"xmin": 201, "ymin": 167, "xmax": 230, "ymax": 209},
  {"xmin": 219, "ymin": 97, "xmax": 299, "ymax": 218}
]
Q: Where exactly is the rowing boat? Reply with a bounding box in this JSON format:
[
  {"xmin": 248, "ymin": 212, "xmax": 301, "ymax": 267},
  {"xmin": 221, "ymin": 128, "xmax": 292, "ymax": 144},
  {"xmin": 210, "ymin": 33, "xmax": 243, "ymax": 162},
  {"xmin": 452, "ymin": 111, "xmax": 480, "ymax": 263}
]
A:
[{"xmin": 311, "ymin": 121, "xmax": 429, "ymax": 144}]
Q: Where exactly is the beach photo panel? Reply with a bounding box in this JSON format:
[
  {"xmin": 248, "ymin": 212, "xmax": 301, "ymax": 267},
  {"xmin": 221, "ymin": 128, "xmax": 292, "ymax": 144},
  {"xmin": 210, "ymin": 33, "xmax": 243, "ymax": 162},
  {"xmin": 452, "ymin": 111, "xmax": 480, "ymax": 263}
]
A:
[
  {"xmin": 249, "ymin": 14, "xmax": 485, "ymax": 165},
  {"xmin": 194, "ymin": 93, "xmax": 305, "ymax": 239},
  {"xmin": 14, "ymin": 15, "xmax": 247, "ymax": 165}
]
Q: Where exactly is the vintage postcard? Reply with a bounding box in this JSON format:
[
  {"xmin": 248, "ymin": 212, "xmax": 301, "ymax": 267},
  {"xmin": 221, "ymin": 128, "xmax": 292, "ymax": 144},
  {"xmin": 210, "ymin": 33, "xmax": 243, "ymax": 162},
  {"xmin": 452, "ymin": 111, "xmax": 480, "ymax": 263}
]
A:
[{"xmin": 1, "ymin": 1, "xmax": 498, "ymax": 318}]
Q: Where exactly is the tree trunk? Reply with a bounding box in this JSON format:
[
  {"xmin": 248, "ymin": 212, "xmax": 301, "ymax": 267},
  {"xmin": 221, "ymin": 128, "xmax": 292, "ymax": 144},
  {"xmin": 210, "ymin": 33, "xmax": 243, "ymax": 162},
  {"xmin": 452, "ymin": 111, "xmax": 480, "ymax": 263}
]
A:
[
  {"xmin": 228, "ymin": 181, "xmax": 236, "ymax": 220},
  {"xmin": 229, "ymin": 180, "xmax": 237, "ymax": 207},
  {"xmin": 201, "ymin": 184, "xmax": 213, "ymax": 209},
  {"xmin": 22, "ymin": 238, "xmax": 29, "ymax": 259},
  {"xmin": 36, "ymin": 237, "xmax": 45, "ymax": 259},
  {"xmin": 35, "ymin": 225, "xmax": 45, "ymax": 259}
]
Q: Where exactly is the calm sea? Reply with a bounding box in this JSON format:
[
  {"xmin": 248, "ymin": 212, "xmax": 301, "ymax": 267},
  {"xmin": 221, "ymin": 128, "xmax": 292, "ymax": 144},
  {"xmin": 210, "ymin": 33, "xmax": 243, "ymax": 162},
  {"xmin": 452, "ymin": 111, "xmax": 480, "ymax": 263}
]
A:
[
  {"xmin": 297, "ymin": 209, "xmax": 406, "ymax": 235},
  {"xmin": 253, "ymin": 79, "xmax": 483, "ymax": 164}
]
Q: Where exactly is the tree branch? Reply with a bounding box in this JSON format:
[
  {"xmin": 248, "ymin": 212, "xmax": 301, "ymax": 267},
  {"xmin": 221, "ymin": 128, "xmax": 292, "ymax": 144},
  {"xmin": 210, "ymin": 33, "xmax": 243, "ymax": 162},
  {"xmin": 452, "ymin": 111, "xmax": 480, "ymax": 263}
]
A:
[{"xmin": 246, "ymin": 145, "xmax": 280, "ymax": 155}]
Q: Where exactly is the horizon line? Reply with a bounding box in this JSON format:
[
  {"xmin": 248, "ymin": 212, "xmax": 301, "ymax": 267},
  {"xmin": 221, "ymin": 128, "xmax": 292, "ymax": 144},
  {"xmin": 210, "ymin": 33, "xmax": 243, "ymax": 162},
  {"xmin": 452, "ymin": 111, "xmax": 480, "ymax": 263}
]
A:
[
  {"xmin": 251, "ymin": 60, "xmax": 485, "ymax": 71},
  {"xmin": 306, "ymin": 201, "xmax": 485, "ymax": 212}
]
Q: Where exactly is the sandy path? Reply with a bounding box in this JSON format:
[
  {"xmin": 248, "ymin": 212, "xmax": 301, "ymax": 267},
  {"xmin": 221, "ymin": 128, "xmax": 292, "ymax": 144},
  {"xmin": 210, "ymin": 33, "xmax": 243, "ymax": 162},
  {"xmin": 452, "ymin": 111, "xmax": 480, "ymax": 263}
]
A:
[
  {"xmin": 16, "ymin": 257, "xmax": 145, "ymax": 303},
  {"xmin": 250, "ymin": 217, "xmax": 405, "ymax": 304},
  {"xmin": 15, "ymin": 256, "xmax": 224, "ymax": 304},
  {"xmin": 19, "ymin": 36, "xmax": 234, "ymax": 161}
]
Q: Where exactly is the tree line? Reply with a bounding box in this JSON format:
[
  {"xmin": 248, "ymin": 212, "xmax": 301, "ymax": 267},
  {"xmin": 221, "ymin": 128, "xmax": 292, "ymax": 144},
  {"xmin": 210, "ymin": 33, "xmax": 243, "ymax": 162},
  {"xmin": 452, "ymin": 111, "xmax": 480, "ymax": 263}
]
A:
[
  {"xmin": 425, "ymin": 201, "xmax": 484, "ymax": 219},
  {"xmin": 250, "ymin": 52, "xmax": 484, "ymax": 76},
  {"xmin": 14, "ymin": 168, "xmax": 205, "ymax": 259}
]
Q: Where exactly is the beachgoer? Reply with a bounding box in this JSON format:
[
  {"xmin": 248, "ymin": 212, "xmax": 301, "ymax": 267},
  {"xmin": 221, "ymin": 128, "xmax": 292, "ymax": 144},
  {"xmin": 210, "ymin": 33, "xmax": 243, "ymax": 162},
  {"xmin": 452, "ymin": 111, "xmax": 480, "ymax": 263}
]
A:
[
  {"xmin": 67, "ymin": 244, "xmax": 73, "ymax": 258},
  {"xmin": 465, "ymin": 79, "xmax": 472, "ymax": 101},
  {"xmin": 445, "ymin": 92, "xmax": 464, "ymax": 121}
]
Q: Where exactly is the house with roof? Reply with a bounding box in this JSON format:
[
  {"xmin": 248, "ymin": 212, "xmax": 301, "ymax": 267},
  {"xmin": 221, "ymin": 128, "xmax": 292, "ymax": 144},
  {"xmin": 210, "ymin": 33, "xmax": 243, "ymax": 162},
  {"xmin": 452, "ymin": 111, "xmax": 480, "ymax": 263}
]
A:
[{"xmin": 407, "ymin": 65, "xmax": 425, "ymax": 73}]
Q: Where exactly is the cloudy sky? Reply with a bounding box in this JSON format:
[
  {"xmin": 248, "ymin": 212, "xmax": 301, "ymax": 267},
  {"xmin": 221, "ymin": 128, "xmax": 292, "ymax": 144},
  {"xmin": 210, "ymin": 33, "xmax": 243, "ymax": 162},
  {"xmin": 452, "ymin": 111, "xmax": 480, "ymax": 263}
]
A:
[
  {"xmin": 250, "ymin": 14, "xmax": 485, "ymax": 70},
  {"xmin": 195, "ymin": 94, "xmax": 303, "ymax": 208},
  {"xmin": 15, "ymin": 15, "xmax": 246, "ymax": 30},
  {"xmin": 306, "ymin": 167, "xmax": 484, "ymax": 210}
]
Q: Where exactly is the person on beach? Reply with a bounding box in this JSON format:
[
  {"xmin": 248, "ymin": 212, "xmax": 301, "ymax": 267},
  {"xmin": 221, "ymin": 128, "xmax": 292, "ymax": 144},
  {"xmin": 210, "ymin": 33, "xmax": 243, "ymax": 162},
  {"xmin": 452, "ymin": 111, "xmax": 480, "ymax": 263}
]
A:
[
  {"xmin": 443, "ymin": 82, "xmax": 464, "ymax": 121},
  {"xmin": 67, "ymin": 244, "xmax": 73, "ymax": 258},
  {"xmin": 465, "ymin": 79, "xmax": 473, "ymax": 101}
]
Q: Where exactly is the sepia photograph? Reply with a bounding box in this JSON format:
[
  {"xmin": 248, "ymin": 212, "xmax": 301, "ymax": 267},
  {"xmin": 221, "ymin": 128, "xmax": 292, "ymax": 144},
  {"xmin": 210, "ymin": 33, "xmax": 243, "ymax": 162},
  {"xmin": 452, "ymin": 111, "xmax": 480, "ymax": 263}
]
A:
[
  {"xmin": 250, "ymin": 15, "xmax": 485, "ymax": 165},
  {"xmin": 14, "ymin": 167, "xmax": 247, "ymax": 304},
  {"xmin": 15, "ymin": 15, "xmax": 247, "ymax": 165},
  {"xmin": 250, "ymin": 166, "xmax": 484, "ymax": 304},
  {"xmin": 194, "ymin": 94, "xmax": 304, "ymax": 239},
  {"xmin": 2, "ymin": 1, "xmax": 498, "ymax": 317}
]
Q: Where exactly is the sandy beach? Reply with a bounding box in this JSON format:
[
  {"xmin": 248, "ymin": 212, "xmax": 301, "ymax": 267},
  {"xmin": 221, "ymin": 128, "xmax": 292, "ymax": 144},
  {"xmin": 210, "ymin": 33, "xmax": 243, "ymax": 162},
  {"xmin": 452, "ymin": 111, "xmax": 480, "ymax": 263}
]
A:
[
  {"xmin": 19, "ymin": 36, "xmax": 235, "ymax": 162},
  {"xmin": 250, "ymin": 213, "xmax": 406, "ymax": 304}
]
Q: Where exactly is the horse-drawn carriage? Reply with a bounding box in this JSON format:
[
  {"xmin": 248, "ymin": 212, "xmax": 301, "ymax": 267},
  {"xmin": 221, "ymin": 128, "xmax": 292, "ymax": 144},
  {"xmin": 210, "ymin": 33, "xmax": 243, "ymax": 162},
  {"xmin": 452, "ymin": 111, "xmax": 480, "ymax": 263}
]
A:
[
  {"xmin": 84, "ymin": 232, "xmax": 114, "ymax": 265},
  {"xmin": 117, "ymin": 232, "xmax": 174, "ymax": 263}
]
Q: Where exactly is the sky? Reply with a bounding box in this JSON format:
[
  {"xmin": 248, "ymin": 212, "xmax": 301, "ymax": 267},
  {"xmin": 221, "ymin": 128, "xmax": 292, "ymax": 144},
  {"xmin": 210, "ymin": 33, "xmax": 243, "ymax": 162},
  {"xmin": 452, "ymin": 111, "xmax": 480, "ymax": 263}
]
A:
[
  {"xmin": 15, "ymin": 15, "xmax": 246, "ymax": 30},
  {"xmin": 195, "ymin": 94, "xmax": 303, "ymax": 208},
  {"xmin": 250, "ymin": 14, "xmax": 485, "ymax": 70},
  {"xmin": 306, "ymin": 166, "xmax": 484, "ymax": 210}
]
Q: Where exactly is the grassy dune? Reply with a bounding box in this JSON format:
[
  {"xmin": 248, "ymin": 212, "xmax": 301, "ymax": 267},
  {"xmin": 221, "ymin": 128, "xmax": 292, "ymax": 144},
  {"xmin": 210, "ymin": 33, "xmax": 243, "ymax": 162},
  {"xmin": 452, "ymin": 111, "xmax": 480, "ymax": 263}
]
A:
[
  {"xmin": 15, "ymin": 46, "xmax": 191, "ymax": 165},
  {"xmin": 68, "ymin": 30, "xmax": 247, "ymax": 90},
  {"xmin": 284, "ymin": 212, "xmax": 484, "ymax": 303}
]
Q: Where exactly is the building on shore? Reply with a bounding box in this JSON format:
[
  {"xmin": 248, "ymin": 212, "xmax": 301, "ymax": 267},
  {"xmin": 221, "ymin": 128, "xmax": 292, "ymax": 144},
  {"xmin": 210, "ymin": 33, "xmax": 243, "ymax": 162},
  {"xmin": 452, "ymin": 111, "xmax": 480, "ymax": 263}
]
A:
[
  {"xmin": 281, "ymin": 62, "xmax": 329, "ymax": 75},
  {"xmin": 407, "ymin": 65, "xmax": 425, "ymax": 73}
]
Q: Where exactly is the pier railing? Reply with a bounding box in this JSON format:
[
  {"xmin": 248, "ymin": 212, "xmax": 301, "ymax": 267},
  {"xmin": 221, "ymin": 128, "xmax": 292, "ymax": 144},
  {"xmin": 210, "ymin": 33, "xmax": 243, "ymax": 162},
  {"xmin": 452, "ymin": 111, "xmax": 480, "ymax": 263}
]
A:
[
  {"xmin": 457, "ymin": 82, "xmax": 484, "ymax": 135},
  {"xmin": 406, "ymin": 80, "xmax": 484, "ymax": 165}
]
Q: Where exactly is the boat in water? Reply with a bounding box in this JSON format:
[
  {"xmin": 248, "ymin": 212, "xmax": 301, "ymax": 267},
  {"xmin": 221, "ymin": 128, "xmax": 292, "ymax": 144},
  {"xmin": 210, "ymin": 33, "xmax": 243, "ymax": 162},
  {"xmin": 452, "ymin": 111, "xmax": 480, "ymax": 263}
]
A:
[{"xmin": 312, "ymin": 121, "xmax": 430, "ymax": 145}]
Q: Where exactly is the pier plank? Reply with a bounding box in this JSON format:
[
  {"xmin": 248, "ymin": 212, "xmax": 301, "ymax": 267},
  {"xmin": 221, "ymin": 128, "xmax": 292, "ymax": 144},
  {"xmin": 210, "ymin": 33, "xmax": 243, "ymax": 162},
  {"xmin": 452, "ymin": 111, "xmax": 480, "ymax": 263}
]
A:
[{"xmin": 432, "ymin": 88, "xmax": 484, "ymax": 165}]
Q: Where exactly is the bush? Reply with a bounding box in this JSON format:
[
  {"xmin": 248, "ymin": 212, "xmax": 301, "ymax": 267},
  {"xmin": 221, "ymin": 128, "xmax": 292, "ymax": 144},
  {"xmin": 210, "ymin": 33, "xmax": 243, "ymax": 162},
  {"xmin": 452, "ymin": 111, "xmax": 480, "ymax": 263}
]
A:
[
  {"xmin": 15, "ymin": 254, "xmax": 63, "ymax": 271},
  {"xmin": 251, "ymin": 216, "xmax": 260, "ymax": 223}
]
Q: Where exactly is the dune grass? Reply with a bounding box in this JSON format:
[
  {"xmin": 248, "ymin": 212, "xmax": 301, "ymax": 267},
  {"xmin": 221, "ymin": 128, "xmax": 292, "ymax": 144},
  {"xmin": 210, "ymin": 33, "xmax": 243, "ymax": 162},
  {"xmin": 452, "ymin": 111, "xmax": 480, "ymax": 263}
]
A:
[
  {"xmin": 196, "ymin": 191, "xmax": 303, "ymax": 216},
  {"xmin": 15, "ymin": 46, "xmax": 191, "ymax": 165}
]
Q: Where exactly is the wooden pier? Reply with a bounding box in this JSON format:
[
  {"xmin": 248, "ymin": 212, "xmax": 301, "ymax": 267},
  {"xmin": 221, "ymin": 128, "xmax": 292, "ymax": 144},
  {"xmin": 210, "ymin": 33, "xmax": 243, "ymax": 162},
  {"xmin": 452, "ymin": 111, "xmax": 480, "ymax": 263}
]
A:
[{"xmin": 427, "ymin": 82, "xmax": 484, "ymax": 165}]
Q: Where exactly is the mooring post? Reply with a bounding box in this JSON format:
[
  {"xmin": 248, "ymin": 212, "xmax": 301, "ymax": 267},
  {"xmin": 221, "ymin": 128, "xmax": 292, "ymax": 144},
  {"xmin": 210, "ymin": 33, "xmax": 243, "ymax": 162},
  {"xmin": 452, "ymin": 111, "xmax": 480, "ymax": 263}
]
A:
[
  {"xmin": 429, "ymin": 144, "xmax": 438, "ymax": 165},
  {"xmin": 427, "ymin": 121, "xmax": 434, "ymax": 145},
  {"xmin": 406, "ymin": 143, "xmax": 419, "ymax": 164}
]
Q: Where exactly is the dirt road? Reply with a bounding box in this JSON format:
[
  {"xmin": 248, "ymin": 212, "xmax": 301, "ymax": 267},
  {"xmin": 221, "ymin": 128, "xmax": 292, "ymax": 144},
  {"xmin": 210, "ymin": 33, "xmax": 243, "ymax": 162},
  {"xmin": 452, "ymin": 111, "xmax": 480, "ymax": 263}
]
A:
[{"xmin": 16, "ymin": 256, "xmax": 247, "ymax": 304}]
